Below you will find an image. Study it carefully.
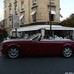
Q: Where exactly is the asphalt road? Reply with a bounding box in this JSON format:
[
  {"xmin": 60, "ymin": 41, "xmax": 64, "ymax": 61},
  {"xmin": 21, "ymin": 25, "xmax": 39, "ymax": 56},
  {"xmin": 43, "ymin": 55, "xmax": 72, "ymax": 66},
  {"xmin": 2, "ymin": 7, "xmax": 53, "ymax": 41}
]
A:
[{"xmin": 0, "ymin": 54, "xmax": 74, "ymax": 74}]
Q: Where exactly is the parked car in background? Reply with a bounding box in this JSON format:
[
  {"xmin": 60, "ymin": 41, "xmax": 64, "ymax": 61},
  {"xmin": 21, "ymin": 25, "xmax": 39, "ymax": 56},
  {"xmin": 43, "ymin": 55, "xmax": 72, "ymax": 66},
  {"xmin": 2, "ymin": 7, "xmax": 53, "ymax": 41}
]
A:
[{"xmin": 0, "ymin": 34, "xmax": 74, "ymax": 59}]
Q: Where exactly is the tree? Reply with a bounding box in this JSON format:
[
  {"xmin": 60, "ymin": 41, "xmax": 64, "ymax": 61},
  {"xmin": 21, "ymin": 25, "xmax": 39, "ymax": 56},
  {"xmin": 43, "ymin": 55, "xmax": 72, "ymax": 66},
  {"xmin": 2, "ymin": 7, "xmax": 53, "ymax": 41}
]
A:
[
  {"xmin": 0, "ymin": 27, "xmax": 8, "ymax": 42},
  {"xmin": 61, "ymin": 14, "xmax": 74, "ymax": 27}
]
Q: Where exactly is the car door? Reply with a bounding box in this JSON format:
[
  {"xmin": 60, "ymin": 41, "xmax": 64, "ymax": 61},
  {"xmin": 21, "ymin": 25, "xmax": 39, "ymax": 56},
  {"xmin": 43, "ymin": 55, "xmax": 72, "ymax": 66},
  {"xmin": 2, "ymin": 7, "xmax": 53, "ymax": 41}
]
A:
[
  {"xmin": 33, "ymin": 40, "xmax": 64, "ymax": 55},
  {"xmin": 20, "ymin": 40, "xmax": 36, "ymax": 56}
]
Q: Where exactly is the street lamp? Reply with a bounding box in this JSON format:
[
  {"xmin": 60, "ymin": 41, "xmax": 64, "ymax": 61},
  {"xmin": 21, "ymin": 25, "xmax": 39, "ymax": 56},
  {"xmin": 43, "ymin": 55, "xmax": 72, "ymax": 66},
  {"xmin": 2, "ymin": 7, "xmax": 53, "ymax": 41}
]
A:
[
  {"xmin": 49, "ymin": 0, "xmax": 55, "ymax": 37},
  {"xmin": 49, "ymin": 0, "xmax": 52, "ymax": 37}
]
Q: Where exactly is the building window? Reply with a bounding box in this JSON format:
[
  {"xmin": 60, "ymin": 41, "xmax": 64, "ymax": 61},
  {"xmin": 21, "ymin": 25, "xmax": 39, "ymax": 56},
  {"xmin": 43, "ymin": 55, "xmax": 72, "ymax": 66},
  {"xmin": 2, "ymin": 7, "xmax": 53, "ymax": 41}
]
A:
[
  {"xmin": 9, "ymin": 18, "xmax": 12, "ymax": 28},
  {"xmin": 49, "ymin": 14, "xmax": 54, "ymax": 21},
  {"xmin": 32, "ymin": 0, "xmax": 36, "ymax": 5},
  {"xmin": 49, "ymin": 4, "xmax": 56, "ymax": 21},
  {"xmin": 20, "ymin": 12, "xmax": 25, "ymax": 25},
  {"xmin": 20, "ymin": 15, "xmax": 25, "ymax": 25},
  {"xmin": 49, "ymin": 0, "xmax": 55, "ymax": 5},
  {"xmin": 21, "ymin": 16, "xmax": 25, "ymax": 25},
  {"xmin": 32, "ymin": 12, "xmax": 36, "ymax": 22},
  {"xmin": 14, "ymin": 1, "xmax": 17, "ymax": 15},
  {"xmin": 30, "ymin": 11, "xmax": 36, "ymax": 22},
  {"xmin": 51, "ymin": 0, "xmax": 54, "ymax": 1},
  {"xmin": 4, "ymin": 0, "xmax": 7, "ymax": 7},
  {"xmin": 50, "ymin": 0, "xmax": 54, "ymax": 2},
  {"xmin": 21, "ymin": 1, "xmax": 24, "ymax": 10},
  {"xmin": 49, "ymin": 10, "xmax": 56, "ymax": 21},
  {"xmin": 5, "ymin": 19, "xmax": 7, "ymax": 26},
  {"xmin": 9, "ymin": 5, "xmax": 12, "ymax": 16},
  {"xmin": 9, "ymin": 9, "xmax": 12, "ymax": 16},
  {"xmin": 5, "ymin": 10, "xmax": 7, "ymax": 17}
]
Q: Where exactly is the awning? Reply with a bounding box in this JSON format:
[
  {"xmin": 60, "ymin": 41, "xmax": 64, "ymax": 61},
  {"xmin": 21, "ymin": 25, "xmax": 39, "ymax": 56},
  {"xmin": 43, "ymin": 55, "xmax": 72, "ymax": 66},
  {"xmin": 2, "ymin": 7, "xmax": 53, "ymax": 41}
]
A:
[
  {"xmin": 12, "ymin": 25, "xmax": 74, "ymax": 32},
  {"xmin": 19, "ymin": 15, "xmax": 24, "ymax": 20},
  {"xmin": 46, "ymin": 26, "xmax": 74, "ymax": 30},
  {"xmin": 51, "ymin": 10, "xmax": 56, "ymax": 15},
  {"xmin": 30, "ymin": 11, "xmax": 36, "ymax": 15}
]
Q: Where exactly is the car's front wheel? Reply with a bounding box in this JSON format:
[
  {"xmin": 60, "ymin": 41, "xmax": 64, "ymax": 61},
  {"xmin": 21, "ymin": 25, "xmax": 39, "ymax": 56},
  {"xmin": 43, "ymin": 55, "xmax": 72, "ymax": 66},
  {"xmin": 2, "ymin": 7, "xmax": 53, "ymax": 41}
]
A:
[
  {"xmin": 63, "ymin": 46, "xmax": 72, "ymax": 58},
  {"xmin": 8, "ymin": 46, "xmax": 20, "ymax": 59}
]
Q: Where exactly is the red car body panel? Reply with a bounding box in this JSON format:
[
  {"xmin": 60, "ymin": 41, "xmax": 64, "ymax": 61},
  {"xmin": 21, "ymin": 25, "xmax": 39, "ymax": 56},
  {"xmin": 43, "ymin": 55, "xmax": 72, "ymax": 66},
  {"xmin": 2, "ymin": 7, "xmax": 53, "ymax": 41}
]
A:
[{"xmin": 1, "ymin": 39, "xmax": 74, "ymax": 56}]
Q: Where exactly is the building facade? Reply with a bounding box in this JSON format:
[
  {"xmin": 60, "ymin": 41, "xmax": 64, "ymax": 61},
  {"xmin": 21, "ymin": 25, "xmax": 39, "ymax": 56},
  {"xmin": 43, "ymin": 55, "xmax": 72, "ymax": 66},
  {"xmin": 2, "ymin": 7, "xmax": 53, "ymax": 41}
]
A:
[{"xmin": 4, "ymin": 0, "xmax": 60, "ymax": 35}]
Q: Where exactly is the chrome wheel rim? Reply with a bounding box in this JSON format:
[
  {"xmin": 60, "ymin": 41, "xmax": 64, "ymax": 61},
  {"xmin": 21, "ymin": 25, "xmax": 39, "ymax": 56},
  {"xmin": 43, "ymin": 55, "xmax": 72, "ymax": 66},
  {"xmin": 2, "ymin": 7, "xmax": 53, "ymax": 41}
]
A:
[
  {"xmin": 63, "ymin": 47, "xmax": 72, "ymax": 57},
  {"xmin": 8, "ymin": 47, "xmax": 19, "ymax": 58}
]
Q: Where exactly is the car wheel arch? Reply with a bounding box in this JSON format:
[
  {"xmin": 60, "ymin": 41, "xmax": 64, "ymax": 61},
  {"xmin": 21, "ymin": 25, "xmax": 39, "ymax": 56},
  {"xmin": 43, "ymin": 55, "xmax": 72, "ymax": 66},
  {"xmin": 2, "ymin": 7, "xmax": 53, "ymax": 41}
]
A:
[
  {"xmin": 64, "ymin": 43, "xmax": 72, "ymax": 47},
  {"xmin": 63, "ymin": 43, "xmax": 73, "ymax": 52},
  {"xmin": 63, "ymin": 44, "xmax": 73, "ymax": 50},
  {"xmin": 7, "ymin": 44, "xmax": 20, "ymax": 48}
]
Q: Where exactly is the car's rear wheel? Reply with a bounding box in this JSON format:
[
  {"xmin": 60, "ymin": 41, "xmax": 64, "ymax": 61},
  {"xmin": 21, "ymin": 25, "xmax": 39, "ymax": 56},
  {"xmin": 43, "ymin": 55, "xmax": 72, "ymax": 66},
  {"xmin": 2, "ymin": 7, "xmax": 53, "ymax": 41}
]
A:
[
  {"xmin": 63, "ymin": 46, "xmax": 72, "ymax": 58},
  {"xmin": 8, "ymin": 46, "xmax": 20, "ymax": 59}
]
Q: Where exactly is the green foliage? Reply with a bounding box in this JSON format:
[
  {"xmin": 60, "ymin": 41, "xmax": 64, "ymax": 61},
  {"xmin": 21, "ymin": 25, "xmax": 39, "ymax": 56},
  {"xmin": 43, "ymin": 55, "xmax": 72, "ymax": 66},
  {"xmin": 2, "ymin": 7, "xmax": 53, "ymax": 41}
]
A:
[
  {"xmin": 0, "ymin": 28, "xmax": 8, "ymax": 42},
  {"xmin": 61, "ymin": 14, "xmax": 74, "ymax": 27},
  {"xmin": 2, "ymin": 29, "xmax": 8, "ymax": 38}
]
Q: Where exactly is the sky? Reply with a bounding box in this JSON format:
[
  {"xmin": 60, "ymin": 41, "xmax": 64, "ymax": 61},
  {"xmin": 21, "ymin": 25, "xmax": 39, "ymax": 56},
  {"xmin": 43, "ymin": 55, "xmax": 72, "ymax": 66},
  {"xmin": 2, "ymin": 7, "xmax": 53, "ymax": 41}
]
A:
[
  {"xmin": 60, "ymin": 0, "xmax": 74, "ymax": 21},
  {"xmin": 0, "ymin": 0, "xmax": 74, "ymax": 21},
  {"xmin": 0, "ymin": 0, "xmax": 4, "ymax": 21}
]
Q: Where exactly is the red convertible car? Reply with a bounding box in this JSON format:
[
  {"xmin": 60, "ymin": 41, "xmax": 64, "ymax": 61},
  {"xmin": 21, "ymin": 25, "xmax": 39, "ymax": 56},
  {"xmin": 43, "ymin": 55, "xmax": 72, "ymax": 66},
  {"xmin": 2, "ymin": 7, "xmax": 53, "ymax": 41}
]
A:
[{"xmin": 0, "ymin": 34, "xmax": 74, "ymax": 58}]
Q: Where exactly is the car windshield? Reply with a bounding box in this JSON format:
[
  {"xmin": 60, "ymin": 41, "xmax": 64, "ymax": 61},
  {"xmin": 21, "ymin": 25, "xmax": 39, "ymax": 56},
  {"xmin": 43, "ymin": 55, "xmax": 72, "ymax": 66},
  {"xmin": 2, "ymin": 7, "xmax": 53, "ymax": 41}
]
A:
[{"xmin": 26, "ymin": 33, "xmax": 41, "ymax": 40}]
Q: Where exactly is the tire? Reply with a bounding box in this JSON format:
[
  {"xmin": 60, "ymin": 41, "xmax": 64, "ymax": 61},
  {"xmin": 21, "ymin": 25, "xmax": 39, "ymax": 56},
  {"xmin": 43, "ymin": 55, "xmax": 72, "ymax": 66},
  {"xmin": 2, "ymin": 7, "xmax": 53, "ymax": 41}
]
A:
[
  {"xmin": 8, "ymin": 46, "xmax": 20, "ymax": 59},
  {"xmin": 63, "ymin": 46, "xmax": 72, "ymax": 58}
]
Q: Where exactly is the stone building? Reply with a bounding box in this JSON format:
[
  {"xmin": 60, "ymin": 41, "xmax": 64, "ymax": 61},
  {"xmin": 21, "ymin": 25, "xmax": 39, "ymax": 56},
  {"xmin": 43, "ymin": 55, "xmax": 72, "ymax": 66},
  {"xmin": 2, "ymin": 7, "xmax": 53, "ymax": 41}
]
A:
[{"xmin": 4, "ymin": 0, "xmax": 60, "ymax": 35}]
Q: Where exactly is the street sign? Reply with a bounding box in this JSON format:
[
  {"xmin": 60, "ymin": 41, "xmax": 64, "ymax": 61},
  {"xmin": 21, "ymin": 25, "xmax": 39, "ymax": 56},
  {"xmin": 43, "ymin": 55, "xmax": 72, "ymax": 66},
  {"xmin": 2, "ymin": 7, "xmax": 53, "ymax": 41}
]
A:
[{"xmin": 12, "ymin": 15, "xmax": 20, "ymax": 28}]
